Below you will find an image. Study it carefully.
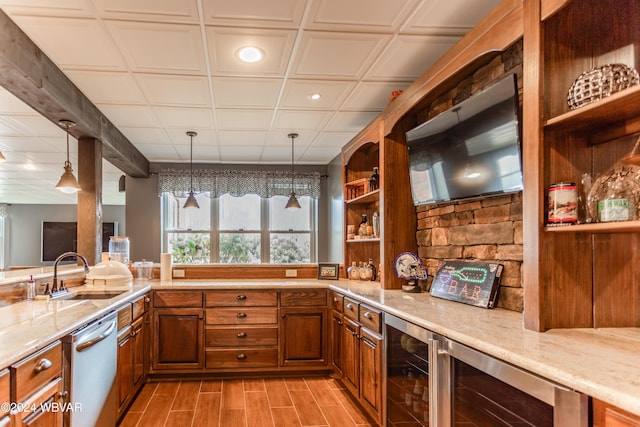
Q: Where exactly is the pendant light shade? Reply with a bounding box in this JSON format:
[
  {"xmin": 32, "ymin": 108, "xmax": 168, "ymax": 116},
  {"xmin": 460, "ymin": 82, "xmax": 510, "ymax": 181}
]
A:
[
  {"xmin": 184, "ymin": 131, "xmax": 199, "ymax": 209},
  {"xmin": 56, "ymin": 120, "xmax": 81, "ymax": 193},
  {"xmin": 285, "ymin": 133, "xmax": 301, "ymax": 209}
]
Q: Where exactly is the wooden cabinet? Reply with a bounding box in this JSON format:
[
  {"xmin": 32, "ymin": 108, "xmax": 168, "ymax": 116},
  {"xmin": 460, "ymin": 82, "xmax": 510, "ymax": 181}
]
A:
[
  {"xmin": 593, "ymin": 399, "xmax": 640, "ymax": 427},
  {"xmin": 117, "ymin": 293, "xmax": 150, "ymax": 419},
  {"xmin": 205, "ymin": 289, "xmax": 278, "ymax": 370},
  {"xmin": 523, "ymin": 0, "xmax": 640, "ymax": 330},
  {"xmin": 333, "ymin": 293, "xmax": 383, "ymax": 424},
  {"xmin": 0, "ymin": 369, "xmax": 9, "ymax": 420},
  {"xmin": 10, "ymin": 341, "xmax": 64, "ymax": 427},
  {"xmin": 152, "ymin": 291, "xmax": 203, "ymax": 371},
  {"xmin": 279, "ymin": 289, "xmax": 328, "ymax": 369},
  {"xmin": 330, "ymin": 292, "xmax": 344, "ymax": 375}
]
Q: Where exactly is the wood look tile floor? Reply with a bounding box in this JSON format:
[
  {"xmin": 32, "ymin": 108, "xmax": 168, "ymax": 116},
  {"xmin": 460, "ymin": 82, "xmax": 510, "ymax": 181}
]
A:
[{"xmin": 120, "ymin": 377, "xmax": 375, "ymax": 427}]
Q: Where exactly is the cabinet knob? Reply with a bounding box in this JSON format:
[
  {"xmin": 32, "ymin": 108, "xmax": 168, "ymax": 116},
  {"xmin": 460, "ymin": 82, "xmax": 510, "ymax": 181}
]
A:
[
  {"xmin": 363, "ymin": 312, "xmax": 372, "ymax": 319},
  {"xmin": 237, "ymin": 353, "xmax": 247, "ymax": 360},
  {"xmin": 34, "ymin": 358, "xmax": 52, "ymax": 373},
  {"xmin": 57, "ymin": 391, "xmax": 69, "ymax": 401},
  {"xmin": 145, "ymin": 297, "xmax": 150, "ymax": 303},
  {"xmin": 237, "ymin": 332, "xmax": 247, "ymax": 338},
  {"xmin": 333, "ymin": 297, "xmax": 339, "ymax": 302},
  {"xmin": 237, "ymin": 312, "xmax": 247, "ymax": 318},
  {"xmin": 236, "ymin": 295, "xmax": 247, "ymax": 301},
  {"xmin": 346, "ymin": 303, "xmax": 353, "ymax": 310}
]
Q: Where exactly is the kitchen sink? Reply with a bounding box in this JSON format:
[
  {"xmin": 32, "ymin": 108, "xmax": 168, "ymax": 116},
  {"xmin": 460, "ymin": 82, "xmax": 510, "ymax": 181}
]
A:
[{"xmin": 57, "ymin": 291, "xmax": 126, "ymax": 300}]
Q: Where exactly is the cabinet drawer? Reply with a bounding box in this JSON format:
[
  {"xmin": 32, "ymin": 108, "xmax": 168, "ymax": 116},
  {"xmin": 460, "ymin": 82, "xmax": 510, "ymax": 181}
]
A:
[
  {"xmin": 206, "ymin": 308, "xmax": 278, "ymax": 325},
  {"xmin": 205, "ymin": 290, "xmax": 277, "ymax": 307},
  {"xmin": 331, "ymin": 292, "xmax": 344, "ymax": 313},
  {"xmin": 359, "ymin": 304, "xmax": 382, "ymax": 333},
  {"xmin": 11, "ymin": 341, "xmax": 62, "ymax": 403},
  {"xmin": 154, "ymin": 291, "xmax": 202, "ymax": 308},
  {"xmin": 280, "ymin": 289, "xmax": 327, "ymax": 307},
  {"xmin": 118, "ymin": 304, "xmax": 132, "ymax": 330},
  {"xmin": 0, "ymin": 369, "xmax": 8, "ymax": 418},
  {"xmin": 132, "ymin": 294, "xmax": 148, "ymax": 320},
  {"xmin": 205, "ymin": 327, "xmax": 277, "ymax": 347},
  {"xmin": 343, "ymin": 297, "xmax": 359, "ymax": 321},
  {"xmin": 205, "ymin": 348, "xmax": 278, "ymax": 369}
]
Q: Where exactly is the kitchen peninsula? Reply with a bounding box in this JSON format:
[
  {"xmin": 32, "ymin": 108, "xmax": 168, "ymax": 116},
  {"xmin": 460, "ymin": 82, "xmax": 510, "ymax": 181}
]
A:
[{"xmin": 0, "ymin": 268, "xmax": 639, "ymax": 425}]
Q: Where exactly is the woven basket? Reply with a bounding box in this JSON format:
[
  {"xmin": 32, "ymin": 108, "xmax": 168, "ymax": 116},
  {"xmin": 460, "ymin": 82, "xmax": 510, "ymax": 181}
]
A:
[{"xmin": 567, "ymin": 63, "xmax": 639, "ymax": 110}]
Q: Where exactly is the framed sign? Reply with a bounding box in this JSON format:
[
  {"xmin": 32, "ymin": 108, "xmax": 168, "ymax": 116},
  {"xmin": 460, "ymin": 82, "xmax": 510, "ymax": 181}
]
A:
[
  {"xmin": 430, "ymin": 260, "xmax": 503, "ymax": 308},
  {"xmin": 318, "ymin": 263, "xmax": 340, "ymax": 280}
]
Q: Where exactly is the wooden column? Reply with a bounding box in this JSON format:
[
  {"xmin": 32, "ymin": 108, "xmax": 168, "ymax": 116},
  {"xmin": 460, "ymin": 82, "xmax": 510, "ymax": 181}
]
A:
[{"xmin": 77, "ymin": 137, "xmax": 103, "ymax": 265}]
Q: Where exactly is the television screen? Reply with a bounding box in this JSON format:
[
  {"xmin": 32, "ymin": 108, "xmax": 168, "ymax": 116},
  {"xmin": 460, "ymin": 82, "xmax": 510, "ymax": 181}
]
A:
[
  {"xmin": 406, "ymin": 74, "xmax": 523, "ymax": 205},
  {"xmin": 41, "ymin": 221, "xmax": 118, "ymax": 262}
]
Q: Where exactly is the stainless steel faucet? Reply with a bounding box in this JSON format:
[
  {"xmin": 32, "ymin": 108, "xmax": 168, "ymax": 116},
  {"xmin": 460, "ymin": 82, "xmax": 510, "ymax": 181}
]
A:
[{"xmin": 52, "ymin": 251, "xmax": 90, "ymax": 294}]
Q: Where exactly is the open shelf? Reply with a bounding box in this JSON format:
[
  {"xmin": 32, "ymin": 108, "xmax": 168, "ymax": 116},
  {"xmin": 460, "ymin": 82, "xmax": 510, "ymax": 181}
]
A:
[
  {"xmin": 345, "ymin": 189, "xmax": 380, "ymax": 205},
  {"xmin": 346, "ymin": 238, "xmax": 381, "ymax": 244},
  {"xmin": 545, "ymin": 220, "xmax": 640, "ymax": 234}
]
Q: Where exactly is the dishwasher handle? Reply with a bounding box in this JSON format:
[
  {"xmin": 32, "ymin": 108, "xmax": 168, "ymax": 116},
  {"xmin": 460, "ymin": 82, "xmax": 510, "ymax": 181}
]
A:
[{"xmin": 76, "ymin": 321, "xmax": 116, "ymax": 352}]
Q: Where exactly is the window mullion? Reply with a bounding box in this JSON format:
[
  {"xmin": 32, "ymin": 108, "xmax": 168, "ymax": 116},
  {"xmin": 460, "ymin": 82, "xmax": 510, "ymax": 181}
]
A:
[
  {"xmin": 211, "ymin": 197, "xmax": 219, "ymax": 263},
  {"xmin": 261, "ymin": 197, "xmax": 270, "ymax": 263}
]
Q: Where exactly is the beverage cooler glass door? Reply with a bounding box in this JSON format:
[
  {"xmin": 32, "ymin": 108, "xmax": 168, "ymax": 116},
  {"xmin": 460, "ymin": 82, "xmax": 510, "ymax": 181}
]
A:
[
  {"xmin": 447, "ymin": 339, "xmax": 588, "ymax": 426},
  {"xmin": 385, "ymin": 314, "xmax": 448, "ymax": 426}
]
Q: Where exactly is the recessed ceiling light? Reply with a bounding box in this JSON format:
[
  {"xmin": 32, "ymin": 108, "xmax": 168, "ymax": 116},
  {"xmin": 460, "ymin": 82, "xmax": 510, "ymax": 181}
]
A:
[
  {"xmin": 308, "ymin": 93, "xmax": 321, "ymax": 101},
  {"xmin": 237, "ymin": 46, "xmax": 264, "ymax": 63}
]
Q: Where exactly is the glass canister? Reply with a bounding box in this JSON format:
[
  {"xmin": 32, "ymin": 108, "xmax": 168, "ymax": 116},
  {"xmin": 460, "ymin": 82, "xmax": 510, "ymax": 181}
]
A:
[
  {"xmin": 109, "ymin": 236, "xmax": 130, "ymax": 265},
  {"xmin": 133, "ymin": 260, "xmax": 153, "ymax": 280}
]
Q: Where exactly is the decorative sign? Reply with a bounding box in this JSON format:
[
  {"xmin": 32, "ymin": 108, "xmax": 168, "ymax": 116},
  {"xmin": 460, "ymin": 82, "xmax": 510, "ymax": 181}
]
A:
[{"xmin": 429, "ymin": 261, "xmax": 503, "ymax": 308}]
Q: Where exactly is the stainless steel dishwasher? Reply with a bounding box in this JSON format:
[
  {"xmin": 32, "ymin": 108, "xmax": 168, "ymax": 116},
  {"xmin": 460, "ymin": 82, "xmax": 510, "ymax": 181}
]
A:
[{"xmin": 63, "ymin": 311, "xmax": 117, "ymax": 427}]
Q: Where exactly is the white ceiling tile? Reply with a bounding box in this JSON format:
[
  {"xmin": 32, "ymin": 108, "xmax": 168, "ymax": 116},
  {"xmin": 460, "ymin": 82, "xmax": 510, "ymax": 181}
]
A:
[
  {"xmin": 211, "ymin": 77, "xmax": 282, "ymax": 108},
  {"xmin": 312, "ymin": 131, "xmax": 357, "ymax": 148},
  {"xmin": 0, "ymin": 88, "xmax": 39, "ymax": 115},
  {"xmin": 280, "ymin": 80, "xmax": 355, "ymax": 109},
  {"xmin": 118, "ymin": 127, "xmax": 172, "ymax": 145},
  {"xmin": 259, "ymin": 147, "xmax": 293, "ymax": 163},
  {"xmin": 207, "ymin": 27, "xmax": 296, "ymax": 77},
  {"xmin": 135, "ymin": 74, "xmax": 211, "ymax": 107},
  {"xmin": 325, "ymin": 111, "xmax": 379, "ymax": 131},
  {"xmin": 0, "ymin": 0, "xmax": 94, "ymax": 18},
  {"xmin": 154, "ymin": 107, "xmax": 215, "ymax": 128},
  {"xmin": 201, "ymin": 0, "xmax": 304, "ymax": 28},
  {"xmin": 106, "ymin": 21, "xmax": 206, "ymax": 74},
  {"xmin": 64, "ymin": 70, "xmax": 147, "ymax": 104},
  {"xmin": 216, "ymin": 110, "xmax": 273, "ymax": 130},
  {"xmin": 306, "ymin": 0, "xmax": 418, "ymax": 32},
  {"xmin": 97, "ymin": 105, "xmax": 160, "ymax": 127},
  {"xmin": 165, "ymin": 128, "xmax": 217, "ymax": 145},
  {"xmin": 219, "ymin": 146, "xmax": 264, "ymax": 163},
  {"xmin": 134, "ymin": 143, "xmax": 179, "ymax": 161},
  {"xmin": 341, "ymin": 81, "xmax": 412, "ymax": 110},
  {"xmin": 265, "ymin": 131, "xmax": 317, "ymax": 148},
  {"xmin": 403, "ymin": 0, "xmax": 503, "ymax": 34},
  {"xmin": 273, "ymin": 110, "xmax": 332, "ymax": 131},
  {"xmin": 8, "ymin": 15, "xmax": 125, "ymax": 69},
  {"xmin": 297, "ymin": 146, "xmax": 341, "ymax": 164},
  {"xmin": 292, "ymin": 32, "xmax": 390, "ymax": 79},
  {"xmin": 367, "ymin": 35, "xmax": 460, "ymax": 80},
  {"xmin": 92, "ymin": 0, "xmax": 199, "ymax": 23},
  {"xmin": 218, "ymin": 130, "xmax": 267, "ymax": 146}
]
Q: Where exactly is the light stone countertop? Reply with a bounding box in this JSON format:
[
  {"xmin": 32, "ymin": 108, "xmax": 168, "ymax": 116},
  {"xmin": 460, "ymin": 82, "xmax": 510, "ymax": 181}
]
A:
[{"xmin": 0, "ymin": 277, "xmax": 637, "ymax": 417}]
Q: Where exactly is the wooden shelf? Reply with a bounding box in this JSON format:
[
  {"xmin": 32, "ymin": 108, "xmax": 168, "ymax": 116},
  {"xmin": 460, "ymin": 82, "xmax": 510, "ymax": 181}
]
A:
[
  {"xmin": 346, "ymin": 238, "xmax": 380, "ymax": 244},
  {"xmin": 544, "ymin": 85, "xmax": 640, "ymax": 132},
  {"xmin": 345, "ymin": 189, "xmax": 380, "ymax": 205},
  {"xmin": 545, "ymin": 220, "xmax": 640, "ymax": 233}
]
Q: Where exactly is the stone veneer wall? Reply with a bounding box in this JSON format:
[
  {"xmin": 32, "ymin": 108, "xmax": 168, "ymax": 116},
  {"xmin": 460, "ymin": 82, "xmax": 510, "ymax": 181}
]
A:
[{"xmin": 416, "ymin": 40, "xmax": 524, "ymax": 312}]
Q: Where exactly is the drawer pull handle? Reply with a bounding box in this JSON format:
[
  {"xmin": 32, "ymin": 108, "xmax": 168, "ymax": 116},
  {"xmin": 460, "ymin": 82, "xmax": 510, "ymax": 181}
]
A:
[
  {"xmin": 363, "ymin": 312, "xmax": 373, "ymax": 319},
  {"xmin": 237, "ymin": 353, "xmax": 247, "ymax": 360},
  {"xmin": 333, "ymin": 297, "xmax": 339, "ymax": 302},
  {"xmin": 346, "ymin": 303, "xmax": 353, "ymax": 310},
  {"xmin": 236, "ymin": 295, "xmax": 246, "ymax": 301},
  {"xmin": 237, "ymin": 332, "xmax": 247, "ymax": 338},
  {"xmin": 34, "ymin": 358, "xmax": 52, "ymax": 373},
  {"xmin": 237, "ymin": 312, "xmax": 247, "ymax": 318}
]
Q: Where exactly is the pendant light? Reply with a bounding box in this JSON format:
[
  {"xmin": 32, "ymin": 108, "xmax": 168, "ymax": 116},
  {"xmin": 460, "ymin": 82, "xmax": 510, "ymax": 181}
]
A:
[
  {"xmin": 183, "ymin": 131, "xmax": 199, "ymax": 209},
  {"xmin": 56, "ymin": 120, "xmax": 81, "ymax": 193},
  {"xmin": 285, "ymin": 132, "xmax": 301, "ymax": 209}
]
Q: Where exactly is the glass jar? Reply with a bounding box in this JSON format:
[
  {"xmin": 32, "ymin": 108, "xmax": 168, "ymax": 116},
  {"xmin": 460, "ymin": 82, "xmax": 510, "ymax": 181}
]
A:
[
  {"xmin": 598, "ymin": 179, "xmax": 636, "ymax": 222},
  {"xmin": 359, "ymin": 262, "xmax": 372, "ymax": 280},
  {"xmin": 347, "ymin": 261, "xmax": 360, "ymax": 280},
  {"xmin": 108, "ymin": 236, "xmax": 130, "ymax": 265}
]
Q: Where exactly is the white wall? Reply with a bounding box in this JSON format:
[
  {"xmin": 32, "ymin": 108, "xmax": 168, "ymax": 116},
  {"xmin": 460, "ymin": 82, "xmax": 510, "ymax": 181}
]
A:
[{"xmin": 5, "ymin": 204, "xmax": 125, "ymax": 268}]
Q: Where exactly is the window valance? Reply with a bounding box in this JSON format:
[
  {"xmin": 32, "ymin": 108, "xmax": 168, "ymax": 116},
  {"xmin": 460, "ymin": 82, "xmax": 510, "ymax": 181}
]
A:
[
  {"xmin": 0, "ymin": 204, "xmax": 7, "ymax": 218},
  {"xmin": 158, "ymin": 168, "xmax": 321, "ymax": 199}
]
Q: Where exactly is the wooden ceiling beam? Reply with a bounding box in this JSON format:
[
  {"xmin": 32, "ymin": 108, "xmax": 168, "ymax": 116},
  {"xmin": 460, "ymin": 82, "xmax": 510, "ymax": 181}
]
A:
[{"xmin": 0, "ymin": 9, "xmax": 149, "ymax": 178}]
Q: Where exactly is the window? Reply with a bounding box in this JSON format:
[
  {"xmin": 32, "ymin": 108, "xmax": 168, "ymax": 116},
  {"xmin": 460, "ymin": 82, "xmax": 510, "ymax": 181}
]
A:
[{"xmin": 162, "ymin": 193, "xmax": 316, "ymax": 264}]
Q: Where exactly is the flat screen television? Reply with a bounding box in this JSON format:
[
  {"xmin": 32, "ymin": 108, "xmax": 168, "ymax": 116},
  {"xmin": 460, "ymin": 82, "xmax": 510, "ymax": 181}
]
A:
[
  {"xmin": 406, "ymin": 74, "xmax": 523, "ymax": 206},
  {"xmin": 41, "ymin": 221, "xmax": 118, "ymax": 262}
]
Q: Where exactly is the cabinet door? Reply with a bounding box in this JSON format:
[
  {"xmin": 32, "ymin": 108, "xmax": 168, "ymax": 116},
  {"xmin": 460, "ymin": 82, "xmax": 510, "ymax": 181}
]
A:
[
  {"xmin": 342, "ymin": 317, "xmax": 360, "ymax": 395},
  {"xmin": 152, "ymin": 308, "xmax": 203, "ymax": 370},
  {"xmin": 331, "ymin": 310, "xmax": 343, "ymax": 374},
  {"xmin": 279, "ymin": 307, "xmax": 328, "ymax": 368},
  {"xmin": 116, "ymin": 328, "xmax": 133, "ymax": 417},
  {"xmin": 132, "ymin": 316, "xmax": 147, "ymax": 389},
  {"xmin": 13, "ymin": 378, "xmax": 63, "ymax": 427},
  {"xmin": 360, "ymin": 328, "xmax": 382, "ymax": 424}
]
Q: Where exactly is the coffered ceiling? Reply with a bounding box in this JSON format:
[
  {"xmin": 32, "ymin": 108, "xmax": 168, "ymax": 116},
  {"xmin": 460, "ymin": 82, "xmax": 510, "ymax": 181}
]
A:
[{"xmin": 0, "ymin": 0, "xmax": 501, "ymax": 204}]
